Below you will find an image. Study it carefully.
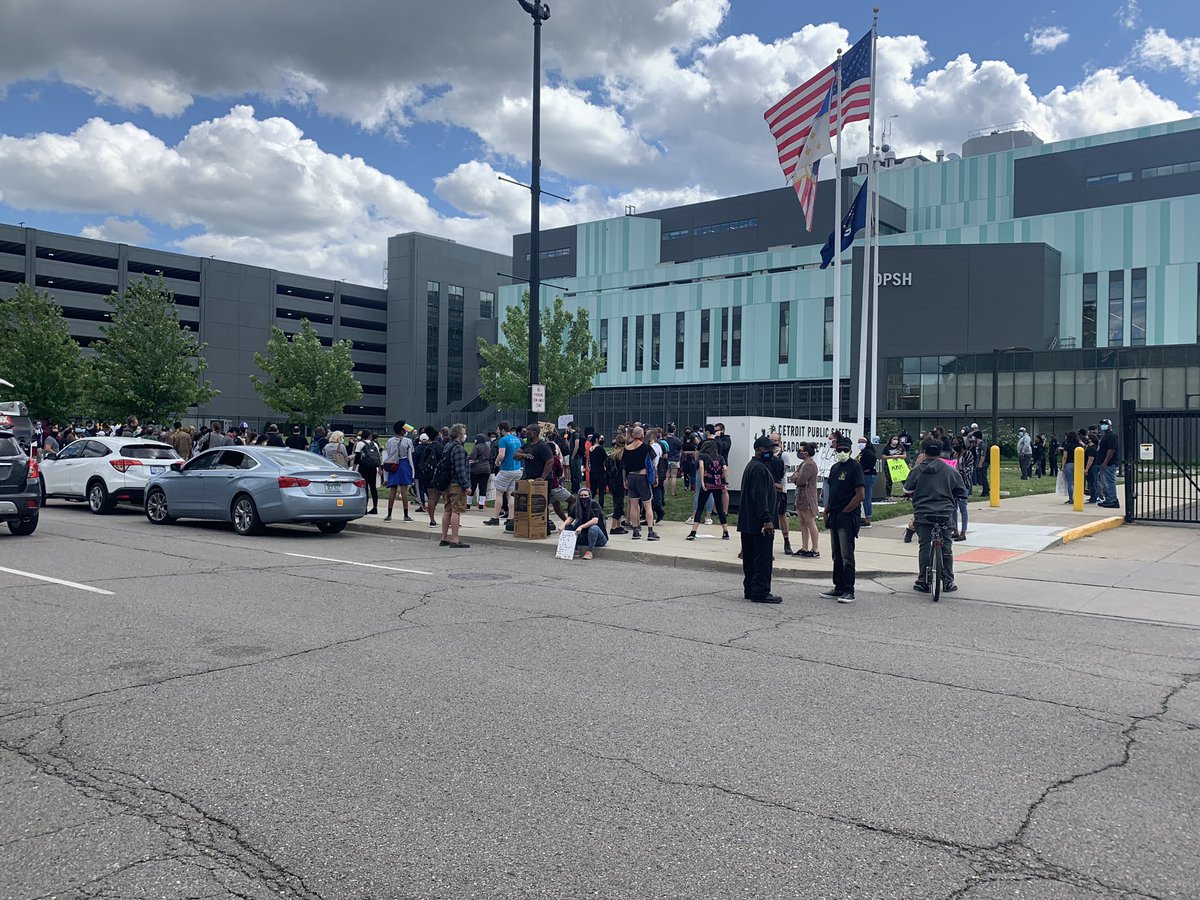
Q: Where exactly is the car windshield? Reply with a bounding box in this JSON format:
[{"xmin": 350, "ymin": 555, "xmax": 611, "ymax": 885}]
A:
[
  {"xmin": 263, "ymin": 449, "xmax": 341, "ymax": 469},
  {"xmin": 0, "ymin": 435, "xmax": 22, "ymax": 457},
  {"xmin": 122, "ymin": 444, "xmax": 179, "ymax": 460}
]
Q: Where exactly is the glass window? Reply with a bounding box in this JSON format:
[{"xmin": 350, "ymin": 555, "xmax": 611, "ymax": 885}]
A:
[
  {"xmin": 183, "ymin": 451, "xmax": 220, "ymax": 472},
  {"xmin": 939, "ymin": 372, "xmax": 957, "ymax": 410},
  {"xmin": 1034, "ymin": 372, "xmax": 1054, "ymax": 409},
  {"xmin": 921, "ymin": 374, "xmax": 939, "ymax": 409},
  {"xmin": 1054, "ymin": 370, "xmax": 1075, "ymax": 408},
  {"xmin": 700, "ymin": 309, "xmax": 710, "ymax": 368},
  {"xmin": 675, "ymin": 312, "xmax": 685, "ymax": 370},
  {"xmin": 621, "ymin": 318, "xmax": 629, "ymax": 373},
  {"xmin": 447, "ymin": 285, "xmax": 464, "ymax": 403},
  {"xmin": 823, "ymin": 298, "xmax": 834, "ymax": 362},
  {"xmin": 1082, "ymin": 273, "xmax": 1097, "ymax": 349},
  {"xmin": 1014, "ymin": 371, "xmax": 1034, "ymax": 409},
  {"xmin": 1085, "ymin": 171, "xmax": 1133, "ymax": 185},
  {"xmin": 651, "ymin": 314, "xmax": 661, "ymax": 371},
  {"xmin": 635, "ymin": 315, "xmax": 645, "ymax": 372},
  {"xmin": 426, "ymin": 282, "xmax": 440, "ymax": 413},
  {"xmin": 720, "ymin": 308, "xmax": 729, "ymax": 367},
  {"xmin": 732, "ymin": 306, "xmax": 742, "ymax": 366},
  {"xmin": 778, "ymin": 303, "xmax": 790, "ymax": 364},
  {"xmin": 479, "ymin": 290, "xmax": 494, "ymax": 320},
  {"xmin": 1108, "ymin": 271, "xmax": 1124, "ymax": 346},
  {"xmin": 1130, "ymin": 268, "xmax": 1146, "ymax": 347},
  {"xmin": 599, "ymin": 319, "xmax": 608, "ymax": 364},
  {"xmin": 81, "ymin": 440, "xmax": 110, "ymax": 458},
  {"xmin": 957, "ymin": 373, "xmax": 976, "ymax": 409},
  {"xmin": 995, "ymin": 372, "xmax": 1013, "ymax": 410}
]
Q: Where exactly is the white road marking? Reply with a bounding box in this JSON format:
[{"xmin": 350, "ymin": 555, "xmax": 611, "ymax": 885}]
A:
[
  {"xmin": 283, "ymin": 553, "xmax": 433, "ymax": 576},
  {"xmin": 0, "ymin": 566, "xmax": 115, "ymax": 595}
]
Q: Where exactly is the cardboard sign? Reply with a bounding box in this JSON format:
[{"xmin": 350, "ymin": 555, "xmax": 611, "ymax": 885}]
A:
[
  {"xmin": 944, "ymin": 458, "xmax": 958, "ymax": 469},
  {"xmin": 555, "ymin": 528, "xmax": 577, "ymax": 560},
  {"xmin": 886, "ymin": 458, "xmax": 910, "ymax": 481}
]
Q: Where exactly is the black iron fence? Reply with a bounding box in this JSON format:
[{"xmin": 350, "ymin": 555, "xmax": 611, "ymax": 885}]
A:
[{"xmin": 1122, "ymin": 399, "xmax": 1200, "ymax": 524}]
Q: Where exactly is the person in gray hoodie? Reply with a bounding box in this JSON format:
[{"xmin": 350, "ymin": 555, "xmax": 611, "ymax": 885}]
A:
[{"xmin": 904, "ymin": 439, "xmax": 969, "ymax": 593}]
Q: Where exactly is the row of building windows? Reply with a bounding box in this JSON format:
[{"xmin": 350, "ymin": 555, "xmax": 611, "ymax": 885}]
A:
[
  {"xmin": 1081, "ymin": 268, "xmax": 1148, "ymax": 349},
  {"xmin": 1143, "ymin": 160, "xmax": 1200, "ymax": 179},
  {"xmin": 524, "ymin": 247, "xmax": 571, "ymax": 260},
  {"xmin": 447, "ymin": 285, "xmax": 464, "ymax": 404},
  {"xmin": 885, "ymin": 346, "xmax": 1200, "ymax": 413},
  {"xmin": 664, "ymin": 218, "xmax": 760, "ymax": 241},
  {"xmin": 1086, "ymin": 161, "xmax": 1200, "ymax": 186},
  {"xmin": 426, "ymin": 281, "xmax": 440, "ymax": 414},
  {"xmin": 273, "ymin": 309, "xmax": 387, "ymax": 333}
]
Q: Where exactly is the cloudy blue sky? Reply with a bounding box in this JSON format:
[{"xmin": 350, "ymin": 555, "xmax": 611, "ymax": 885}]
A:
[{"xmin": 0, "ymin": 0, "xmax": 1195, "ymax": 285}]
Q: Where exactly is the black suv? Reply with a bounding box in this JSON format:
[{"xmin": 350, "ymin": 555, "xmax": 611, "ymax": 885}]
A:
[{"xmin": 0, "ymin": 429, "xmax": 40, "ymax": 535}]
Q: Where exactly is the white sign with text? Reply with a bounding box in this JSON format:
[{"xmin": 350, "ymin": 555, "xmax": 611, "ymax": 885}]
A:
[{"xmin": 706, "ymin": 416, "xmax": 861, "ymax": 493}]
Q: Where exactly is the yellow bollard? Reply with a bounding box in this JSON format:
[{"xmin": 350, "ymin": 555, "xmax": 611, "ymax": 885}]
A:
[
  {"xmin": 1073, "ymin": 445, "xmax": 1085, "ymax": 512},
  {"xmin": 989, "ymin": 445, "xmax": 1001, "ymax": 507}
]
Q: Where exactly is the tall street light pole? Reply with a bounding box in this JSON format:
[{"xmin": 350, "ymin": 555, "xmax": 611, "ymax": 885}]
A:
[
  {"xmin": 518, "ymin": 0, "xmax": 550, "ymax": 425},
  {"xmin": 991, "ymin": 346, "xmax": 1030, "ymax": 449}
]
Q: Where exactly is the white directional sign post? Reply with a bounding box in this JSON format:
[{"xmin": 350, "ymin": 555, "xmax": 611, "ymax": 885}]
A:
[{"xmin": 531, "ymin": 384, "xmax": 546, "ymax": 414}]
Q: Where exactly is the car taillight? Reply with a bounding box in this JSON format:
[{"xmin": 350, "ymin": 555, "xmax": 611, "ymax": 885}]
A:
[
  {"xmin": 108, "ymin": 459, "xmax": 143, "ymax": 473},
  {"xmin": 26, "ymin": 457, "xmax": 38, "ymax": 480},
  {"xmin": 278, "ymin": 476, "xmax": 311, "ymax": 488},
  {"xmin": 353, "ymin": 478, "xmax": 365, "ymax": 488}
]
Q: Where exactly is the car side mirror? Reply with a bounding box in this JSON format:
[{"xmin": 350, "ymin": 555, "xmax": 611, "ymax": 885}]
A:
[
  {"xmin": 169, "ymin": 461, "xmax": 184, "ymax": 471},
  {"xmin": 43, "ymin": 451, "xmax": 57, "ymax": 461}
]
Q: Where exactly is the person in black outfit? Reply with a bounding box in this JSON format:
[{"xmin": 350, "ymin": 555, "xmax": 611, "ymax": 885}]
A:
[
  {"xmin": 820, "ymin": 437, "xmax": 865, "ymax": 604},
  {"xmin": 284, "ymin": 425, "xmax": 308, "ymax": 451},
  {"xmin": 738, "ymin": 436, "xmax": 781, "ymax": 604},
  {"xmin": 1047, "ymin": 434, "xmax": 1060, "ymax": 477},
  {"xmin": 588, "ymin": 435, "xmax": 609, "ymax": 512}
]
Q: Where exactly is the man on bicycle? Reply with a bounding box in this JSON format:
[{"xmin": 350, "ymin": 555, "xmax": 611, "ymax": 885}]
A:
[{"xmin": 904, "ymin": 439, "xmax": 968, "ymax": 594}]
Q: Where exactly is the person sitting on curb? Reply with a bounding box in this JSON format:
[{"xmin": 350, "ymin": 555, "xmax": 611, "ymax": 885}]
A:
[
  {"xmin": 565, "ymin": 487, "xmax": 608, "ymax": 560},
  {"xmin": 903, "ymin": 439, "xmax": 968, "ymax": 594}
]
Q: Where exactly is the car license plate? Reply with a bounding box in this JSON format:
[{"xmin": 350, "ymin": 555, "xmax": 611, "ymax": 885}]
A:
[
  {"xmin": 150, "ymin": 466, "xmax": 164, "ymax": 475},
  {"xmin": 324, "ymin": 482, "xmax": 344, "ymax": 493}
]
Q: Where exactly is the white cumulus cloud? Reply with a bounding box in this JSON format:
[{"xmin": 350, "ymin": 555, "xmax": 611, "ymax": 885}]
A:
[
  {"xmin": 1026, "ymin": 26, "xmax": 1071, "ymax": 54},
  {"xmin": 1133, "ymin": 27, "xmax": 1200, "ymax": 84}
]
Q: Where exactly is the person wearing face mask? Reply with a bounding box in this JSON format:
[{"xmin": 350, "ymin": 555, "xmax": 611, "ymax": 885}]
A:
[
  {"xmin": 738, "ymin": 436, "xmax": 782, "ymax": 604},
  {"xmin": 767, "ymin": 431, "xmax": 794, "ymax": 555},
  {"xmin": 857, "ymin": 436, "xmax": 877, "ymax": 527},
  {"xmin": 564, "ymin": 486, "xmax": 608, "ymax": 560},
  {"xmin": 1096, "ymin": 418, "xmax": 1121, "ymax": 508},
  {"xmin": 904, "ymin": 439, "xmax": 968, "ymax": 594},
  {"xmin": 1017, "ymin": 426, "xmax": 1033, "ymax": 480},
  {"xmin": 790, "ymin": 442, "xmax": 820, "ymax": 558},
  {"xmin": 820, "ymin": 437, "xmax": 865, "ymax": 604},
  {"xmin": 881, "ymin": 435, "xmax": 904, "ymax": 497}
]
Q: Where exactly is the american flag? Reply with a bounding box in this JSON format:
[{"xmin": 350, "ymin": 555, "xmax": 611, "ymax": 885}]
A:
[{"xmin": 764, "ymin": 30, "xmax": 873, "ymax": 190}]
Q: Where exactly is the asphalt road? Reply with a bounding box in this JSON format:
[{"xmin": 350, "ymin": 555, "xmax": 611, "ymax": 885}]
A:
[{"xmin": 1, "ymin": 504, "xmax": 1197, "ymax": 900}]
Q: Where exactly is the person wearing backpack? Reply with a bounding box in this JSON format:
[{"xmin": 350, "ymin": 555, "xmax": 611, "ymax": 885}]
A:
[
  {"xmin": 353, "ymin": 430, "xmax": 382, "ymax": 515},
  {"xmin": 420, "ymin": 428, "xmax": 445, "ymax": 527},
  {"xmin": 686, "ymin": 439, "xmax": 730, "ymax": 541}
]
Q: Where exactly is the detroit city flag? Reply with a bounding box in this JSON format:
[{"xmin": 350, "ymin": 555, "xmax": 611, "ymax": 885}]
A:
[{"xmin": 764, "ymin": 30, "xmax": 873, "ymax": 227}]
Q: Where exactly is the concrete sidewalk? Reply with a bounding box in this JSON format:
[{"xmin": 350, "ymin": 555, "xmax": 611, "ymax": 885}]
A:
[{"xmin": 348, "ymin": 488, "xmax": 1126, "ymax": 581}]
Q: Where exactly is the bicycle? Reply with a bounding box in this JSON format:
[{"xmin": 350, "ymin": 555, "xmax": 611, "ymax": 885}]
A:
[{"xmin": 921, "ymin": 516, "xmax": 952, "ymax": 603}]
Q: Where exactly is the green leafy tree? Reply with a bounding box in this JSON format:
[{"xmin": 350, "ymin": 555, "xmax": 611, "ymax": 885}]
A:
[
  {"xmin": 88, "ymin": 275, "xmax": 218, "ymax": 423},
  {"xmin": 0, "ymin": 283, "xmax": 86, "ymax": 423},
  {"xmin": 478, "ymin": 291, "xmax": 604, "ymax": 419},
  {"xmin": 251, "ymin": 319, "xmax": 363, "ymax": 428}
]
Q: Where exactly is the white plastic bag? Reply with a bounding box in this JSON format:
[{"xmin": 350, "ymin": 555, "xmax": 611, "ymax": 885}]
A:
[{"xmin": 1055, "ymin": 468, "xmax": 1068, "ymax": 498}]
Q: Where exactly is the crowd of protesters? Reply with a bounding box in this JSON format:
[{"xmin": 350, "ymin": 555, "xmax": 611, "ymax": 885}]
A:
[{"xmin": 30, "ymin": 409, "xmax": 1121, "ymax": 583}]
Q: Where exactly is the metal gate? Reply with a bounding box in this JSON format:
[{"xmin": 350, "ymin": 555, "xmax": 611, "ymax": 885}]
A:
[{"xmin": 1122, "ymin": 399, "xmax": 1200, "ymax": 524}]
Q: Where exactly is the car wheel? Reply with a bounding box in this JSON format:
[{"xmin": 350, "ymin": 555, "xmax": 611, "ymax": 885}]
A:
[
  {"xmin": 317, "ymin": 521, "xmax": 347, "ymax": 534},
  {"xmin": 231, "ymin": 494, "xmax": 263, "ymax": 536},
  {"xmin": 144, "ymin": 488, "xmax": 175, "ymax": 525},
  {"xmin": 87, "ymin": 479, "xmax": 115, "ymax": 514},
  {"xmin": 8, "ymin": 514, "xmax": 38, "ymax": 536}
]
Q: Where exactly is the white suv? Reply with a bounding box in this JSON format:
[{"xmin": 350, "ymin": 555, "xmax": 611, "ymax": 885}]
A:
[{"xmin": 41, "ymin": 436, "xmax": 181, "ymax": 514}]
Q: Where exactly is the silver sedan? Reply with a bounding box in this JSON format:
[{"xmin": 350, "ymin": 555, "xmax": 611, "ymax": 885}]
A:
[{"xmin": 144, "ymin": 446, "xmax": 367, "ymax": 535}]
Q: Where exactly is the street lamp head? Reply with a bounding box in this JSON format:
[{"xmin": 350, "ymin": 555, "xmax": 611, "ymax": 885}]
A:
[{"xmin": 516, "ymin": 0, "xmax": 550, "ymax": 19}]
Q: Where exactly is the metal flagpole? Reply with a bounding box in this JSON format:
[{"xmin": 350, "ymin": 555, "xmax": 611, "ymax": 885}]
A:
[
  {"xmin": 832, "ymin": 50, "xmax": 844, "ymax": 425},
  {"xmin": 868, "ymin": 8, "xmax": 882, "ymax": 434},
  {"xmin": 856, "ymin": 16, "xmax": 878, "ymax": 436}
]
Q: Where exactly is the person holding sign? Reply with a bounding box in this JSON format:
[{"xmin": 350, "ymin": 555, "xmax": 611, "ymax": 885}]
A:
[{"xmin": 564, "ymin": 487, "xmax": 608, "ymax": 560}]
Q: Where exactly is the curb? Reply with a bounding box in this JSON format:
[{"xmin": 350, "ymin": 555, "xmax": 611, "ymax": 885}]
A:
[
  {"xmin": 346, "ymin": 522, "xmax": 913, "ymax": 580},
  {"xmin": 1057, "ymin": 516, "xmax": 1126, "ymax": 544}
]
